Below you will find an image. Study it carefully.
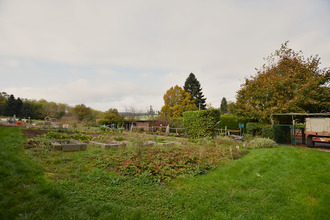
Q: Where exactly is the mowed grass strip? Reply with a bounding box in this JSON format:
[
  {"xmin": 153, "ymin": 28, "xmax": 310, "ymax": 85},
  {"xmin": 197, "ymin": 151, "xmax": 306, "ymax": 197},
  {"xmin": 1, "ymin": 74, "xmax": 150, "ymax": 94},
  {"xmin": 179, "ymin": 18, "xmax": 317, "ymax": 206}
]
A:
[
  {"xmin": 169, "ymin": 147, "xmax": 330, "ymax": 219},
  {"xmin": 0, "ymin": 126, "xmax": 64, "ymax": 219},
  {"xmin": 1, "ymin": 126, "xmax": 329, "ymax": 219}
]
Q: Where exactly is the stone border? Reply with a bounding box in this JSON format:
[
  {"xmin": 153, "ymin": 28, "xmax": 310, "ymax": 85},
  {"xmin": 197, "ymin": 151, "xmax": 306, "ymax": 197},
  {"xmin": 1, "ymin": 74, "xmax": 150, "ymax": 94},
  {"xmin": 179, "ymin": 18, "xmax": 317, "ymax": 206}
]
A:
[
  {"xmin": 89, "ymin": 141, "xmax": 127, "ymax": 149},
  {"xmin": 51, "ymin": 139, "xmax": 87, "ymax": 151}
]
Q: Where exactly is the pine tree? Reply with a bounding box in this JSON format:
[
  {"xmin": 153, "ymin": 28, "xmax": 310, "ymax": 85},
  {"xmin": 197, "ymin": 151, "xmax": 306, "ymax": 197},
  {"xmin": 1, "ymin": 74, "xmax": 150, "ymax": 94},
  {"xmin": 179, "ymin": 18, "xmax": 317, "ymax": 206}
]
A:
[
  {"xmin": 15, "ymin": 98, "xmax": 23, "ymax": 117},
  {"xmin": 3, "ymin": 95, "xmax": 17, "ymax": 116},
  {"xmin": 184, "ymin": 73, "xmax": 207, "ymax": 110},
  {"xmin": 21, "ymin": 103, "xmax": 34, "ymax": 118},
  {"xmin": 220, "ymin": 97, "xmax": 228, "ymax": 114}
]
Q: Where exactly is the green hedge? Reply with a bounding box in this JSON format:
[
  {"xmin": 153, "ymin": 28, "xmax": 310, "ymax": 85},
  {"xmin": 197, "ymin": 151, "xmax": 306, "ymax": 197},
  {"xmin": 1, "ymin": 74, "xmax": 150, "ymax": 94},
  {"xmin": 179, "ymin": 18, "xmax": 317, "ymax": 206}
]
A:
[
  {"xmin": 183, "ymin": 109, "xmax": 220, "ymax": 138},
  {"xmin": 218, "ymin": 114, "xmax": 239, "ymax": 130},
  {"xmin": 246, "ymin": 122, "xmax": 273, "ymax": 139}
]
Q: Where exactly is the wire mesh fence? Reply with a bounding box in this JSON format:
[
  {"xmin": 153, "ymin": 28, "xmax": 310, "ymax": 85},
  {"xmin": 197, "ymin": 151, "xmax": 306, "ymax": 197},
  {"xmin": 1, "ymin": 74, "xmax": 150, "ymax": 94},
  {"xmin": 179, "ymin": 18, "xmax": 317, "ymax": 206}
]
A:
[{"xmin": 273, "ymin": 124, "xmax": 295, "ymax": 145}]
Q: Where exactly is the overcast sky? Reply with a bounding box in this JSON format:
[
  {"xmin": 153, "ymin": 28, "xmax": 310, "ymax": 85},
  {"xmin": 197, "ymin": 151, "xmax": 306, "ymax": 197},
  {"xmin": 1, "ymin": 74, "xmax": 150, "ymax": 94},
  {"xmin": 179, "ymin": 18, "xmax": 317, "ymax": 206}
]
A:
[{"xmin": 0, "ymin": 0, "xmax": 329, "ymax": 112}]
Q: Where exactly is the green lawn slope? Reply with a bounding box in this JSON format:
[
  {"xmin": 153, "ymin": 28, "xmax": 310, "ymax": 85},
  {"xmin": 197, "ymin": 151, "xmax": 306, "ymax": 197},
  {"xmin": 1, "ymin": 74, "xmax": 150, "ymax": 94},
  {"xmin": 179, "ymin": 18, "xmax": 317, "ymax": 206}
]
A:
[{"xmin": 0, "ymin": 126, "xmax": 329, "ymax": 219}]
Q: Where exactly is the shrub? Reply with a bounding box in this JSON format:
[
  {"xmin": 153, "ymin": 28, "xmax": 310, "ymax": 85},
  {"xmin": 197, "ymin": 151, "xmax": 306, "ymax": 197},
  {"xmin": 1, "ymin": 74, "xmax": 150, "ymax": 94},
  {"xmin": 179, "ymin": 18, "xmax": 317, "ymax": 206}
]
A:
[
  {"xmin": 262, "ymin": 126, "xmax": 273, "ymax": 139},
  {"xmin": 246, "ymin": 123, "xmax": 274, "ymax": 139},
  {"xmin": 113, "ymin": 136, "xmax": 126, "ymax": 141},
  {"xmin": 96, "ymin": 145, "xmax": 225, "ymax": 182},
  {"xmin": 248, "ymin": 138, "xmax": 277, "ymax": 149},
  {"xmin": 98, "ymin": 120, "xmax": 110, "ymax": 126},
  {"xmin": 184, "ymin": 109, "xmax": 220, "ymax": 138},
  {"xmin": 243, "ymin": 134, "xmax": 254, "ymax": 141},
  {"xmin": 214, "ymin": 136, "xmax": 236, "ymax": 146},
  {"xmin": 246, "ymin": 122, "xmax": 264, "ymax": 136},
  {"xmin": 218, "ymin": 114, "xmax": 239, "ymax": 130},
  {"xmin": 22, "ymin": 137, "xmax": 52, "ymax": 149},
  {"xmin": 169, "ymin": 117, "xmax": 184, "ymax": 128}
]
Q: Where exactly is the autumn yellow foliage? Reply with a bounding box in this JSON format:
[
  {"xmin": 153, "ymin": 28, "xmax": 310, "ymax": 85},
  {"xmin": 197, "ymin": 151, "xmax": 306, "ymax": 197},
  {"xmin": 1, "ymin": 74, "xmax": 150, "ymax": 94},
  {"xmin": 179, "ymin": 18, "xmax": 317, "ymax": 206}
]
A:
[{"xmin": 160, "ymin": 85, "xmax": 198, "ymax": 118}]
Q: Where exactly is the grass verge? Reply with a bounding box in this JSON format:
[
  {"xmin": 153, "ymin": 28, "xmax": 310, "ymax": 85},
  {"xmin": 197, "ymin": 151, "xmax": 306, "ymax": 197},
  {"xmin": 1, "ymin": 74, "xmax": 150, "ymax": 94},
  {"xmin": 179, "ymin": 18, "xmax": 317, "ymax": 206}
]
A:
[{"xmin": 1, "ymin": 126, "xmax": 329, "ymax": 219}]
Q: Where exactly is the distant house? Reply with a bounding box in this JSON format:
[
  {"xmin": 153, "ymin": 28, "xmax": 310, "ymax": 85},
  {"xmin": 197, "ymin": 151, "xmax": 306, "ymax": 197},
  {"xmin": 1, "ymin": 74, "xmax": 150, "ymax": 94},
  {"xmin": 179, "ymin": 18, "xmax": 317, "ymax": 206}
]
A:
[
  {"xmin": 123, "ymin": 119, "xmax": 153, "ymax": 131},
  {"xmin": 136, "ymin": 120, "xmax": 153, "ymax": 130}
]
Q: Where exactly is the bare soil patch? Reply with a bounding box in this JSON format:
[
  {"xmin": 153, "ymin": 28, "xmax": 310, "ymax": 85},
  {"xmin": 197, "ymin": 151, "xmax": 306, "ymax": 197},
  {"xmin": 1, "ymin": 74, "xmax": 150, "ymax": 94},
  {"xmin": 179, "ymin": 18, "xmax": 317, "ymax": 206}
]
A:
[{"xmin": 22, "ymin": 129, "xmax": 49, "ymax": 138}]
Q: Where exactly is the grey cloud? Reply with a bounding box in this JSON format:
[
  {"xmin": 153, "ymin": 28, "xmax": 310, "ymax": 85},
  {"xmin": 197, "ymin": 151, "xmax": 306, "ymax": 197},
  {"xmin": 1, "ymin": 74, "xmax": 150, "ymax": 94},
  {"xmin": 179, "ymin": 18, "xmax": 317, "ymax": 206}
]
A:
[{"xmin": 0, "ymin": 0, "xmax": 329, "ymax": 111}]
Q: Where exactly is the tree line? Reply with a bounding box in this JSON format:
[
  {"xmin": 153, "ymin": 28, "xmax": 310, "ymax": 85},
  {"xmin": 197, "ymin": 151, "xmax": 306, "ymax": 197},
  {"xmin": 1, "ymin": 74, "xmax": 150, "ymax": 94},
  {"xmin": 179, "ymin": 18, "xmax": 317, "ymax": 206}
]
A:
[{"xmin": 0, "ymin": 93, "xmax": 104, "ymax": 122}]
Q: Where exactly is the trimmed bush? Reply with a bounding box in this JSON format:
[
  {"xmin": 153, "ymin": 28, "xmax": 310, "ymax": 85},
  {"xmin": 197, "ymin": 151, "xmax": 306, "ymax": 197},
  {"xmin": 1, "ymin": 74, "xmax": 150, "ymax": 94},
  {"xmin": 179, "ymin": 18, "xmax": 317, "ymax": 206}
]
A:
[
  {"xmin": 248, "ymin": 138, "xmax": 277, "ymax": 149},
  {"xmin": 219, "ymin": 114, "xmax": 239, "ymax": 130},
  {"xmin": 183, "ymin": 109, "xmax": 220, "ymax": 138},
  {"xmin": 247, "ymin": 122, "xmax": 274, "ymax": 139}
]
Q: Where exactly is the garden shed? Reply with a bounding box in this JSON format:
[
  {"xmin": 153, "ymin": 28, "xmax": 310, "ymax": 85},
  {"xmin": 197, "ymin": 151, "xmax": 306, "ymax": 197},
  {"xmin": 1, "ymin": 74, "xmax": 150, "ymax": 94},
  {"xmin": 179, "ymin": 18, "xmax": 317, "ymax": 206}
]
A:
[{"xmin": 270, "ymin": 113, "xmax": 330, "ymax": 146}]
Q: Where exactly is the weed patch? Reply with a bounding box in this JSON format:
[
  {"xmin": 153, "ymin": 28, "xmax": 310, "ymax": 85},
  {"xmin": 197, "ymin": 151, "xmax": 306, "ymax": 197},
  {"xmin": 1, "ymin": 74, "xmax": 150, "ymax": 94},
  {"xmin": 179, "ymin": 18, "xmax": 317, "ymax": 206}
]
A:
[{"xmin": 96, "ymin": 146, "xmax": 225, "ymax": 182}]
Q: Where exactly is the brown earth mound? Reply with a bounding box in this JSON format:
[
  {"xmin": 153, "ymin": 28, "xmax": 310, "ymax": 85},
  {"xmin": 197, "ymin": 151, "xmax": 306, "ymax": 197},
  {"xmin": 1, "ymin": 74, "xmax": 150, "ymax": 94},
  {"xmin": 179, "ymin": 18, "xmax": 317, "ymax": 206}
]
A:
[{"xmin": 22, "ymin": 129, "xmax": 49, "ymax": 138}]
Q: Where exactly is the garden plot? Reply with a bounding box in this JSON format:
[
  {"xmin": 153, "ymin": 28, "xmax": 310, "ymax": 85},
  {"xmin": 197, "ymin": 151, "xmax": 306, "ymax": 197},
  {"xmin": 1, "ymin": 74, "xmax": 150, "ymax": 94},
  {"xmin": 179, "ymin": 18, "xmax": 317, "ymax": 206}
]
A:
[
  {"xmin": 89, "ymin": 140, "xmax": 127, "ymax": 149},
  {"xmin": 144, "ymin": 141, "xmax": 176, "ymax": 147},
  {"xmin": 51, "ymin": 139, "xmax": 87, "ymax": 151},
  {"xmin": 90, "ymin": 140, "xmax": 176, "ymax": 149}
]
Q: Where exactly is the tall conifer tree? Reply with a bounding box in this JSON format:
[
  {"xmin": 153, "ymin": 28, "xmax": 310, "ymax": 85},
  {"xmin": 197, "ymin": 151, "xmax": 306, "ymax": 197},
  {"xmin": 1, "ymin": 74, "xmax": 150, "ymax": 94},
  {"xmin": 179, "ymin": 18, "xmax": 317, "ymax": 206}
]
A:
[
  {"xmin": 220, "ymin": 97, "xmax": 228, "ymax": 114},
  {"xmin": 3, "ymin": 95, "xmax": 17, "ymax": 116},
  {"xmin": 183, "ymin": 73, "xmax": 207, "ymax": 110}
]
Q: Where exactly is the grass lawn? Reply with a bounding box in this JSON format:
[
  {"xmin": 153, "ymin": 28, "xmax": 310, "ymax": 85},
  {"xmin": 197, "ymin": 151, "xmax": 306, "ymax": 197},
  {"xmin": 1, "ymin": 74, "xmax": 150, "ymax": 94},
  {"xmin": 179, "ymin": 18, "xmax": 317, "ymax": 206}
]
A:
[{"xmin": 1, "ymin": 126, "xmax": 329, "ymax": 219}]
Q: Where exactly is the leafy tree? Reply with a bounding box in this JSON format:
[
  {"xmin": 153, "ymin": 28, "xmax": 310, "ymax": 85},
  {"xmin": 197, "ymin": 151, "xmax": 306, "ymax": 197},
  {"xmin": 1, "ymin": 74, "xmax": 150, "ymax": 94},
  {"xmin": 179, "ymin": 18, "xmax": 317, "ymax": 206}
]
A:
[
  {"xmin": 227, "ymin": 101, "xmax": 236, "ymax": 114},
  {"xmin": 0, "ymin": 92, "xmax": 9, "ymax": 115},
  {"xmin": 31, "ymin": 99, "xmax": 69, "ymax": 119},
  {"xmin": 56, "ymin": 103, "xmax": 69, "ymax": 118},
  {"xmin": 160, "ymin": 85, "xmax": 197, "ymax": 118},
  {"xmin": 104, "ymin": 108, "xmax": 124, "ymax": 125},
  {"xmin": 24, "ymin": 99, "xmax": 43, "ymax": 119},
  {"xmin": 220, "ymin": 97, "xmax": 228, "ymax": 114},
  {"xmin": 184, "ymin": 73, "xmax": 207, "ymax": 110},
  {"xmin": 38, "ymin": 100, "xmax": 58, "ymax": 118},
  {"xmin": 234, "ymin": 42, "xmax": 330, "ymax": 123},
  {"xmin": 91, "ymin": 109, "xmax": 104, "ymax": 120},
  {"xmin": 72, "ymin": 104, "xmax": 93, "ymax": 121}
]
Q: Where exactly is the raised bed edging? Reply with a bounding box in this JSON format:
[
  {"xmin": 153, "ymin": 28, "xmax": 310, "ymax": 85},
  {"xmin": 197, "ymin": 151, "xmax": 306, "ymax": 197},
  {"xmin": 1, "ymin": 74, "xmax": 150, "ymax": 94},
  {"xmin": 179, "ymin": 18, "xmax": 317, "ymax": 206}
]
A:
[
  {"xmin": 89, "ymin": 140, "xmax": 177, "ymax": 149},
  {"xmin": 51, "ymin": 139, "xmax": 87, "ymax": 151},
  {"xmin": 89, "ymin": 141, "xmax": 127, "ymax": 149}
]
